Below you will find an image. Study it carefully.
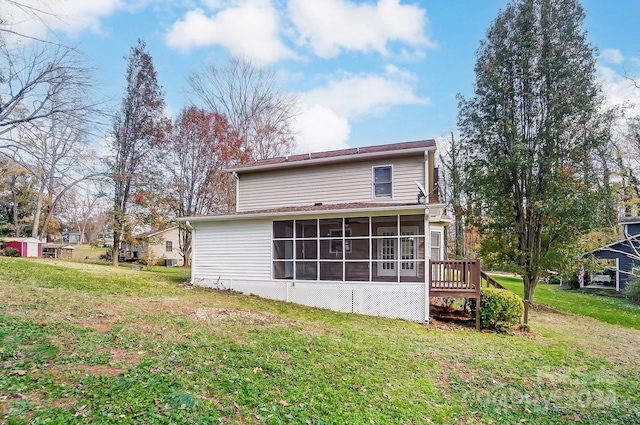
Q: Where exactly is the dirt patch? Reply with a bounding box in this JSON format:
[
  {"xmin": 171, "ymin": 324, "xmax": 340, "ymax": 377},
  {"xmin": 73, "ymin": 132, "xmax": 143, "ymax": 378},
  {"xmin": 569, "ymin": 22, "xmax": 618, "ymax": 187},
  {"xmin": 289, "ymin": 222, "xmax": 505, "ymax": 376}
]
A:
[
  {"xmin": 428, "ymin": 303, "xmax": 476, "ymax": 331},
  {"xmin": 192, "ymin": 307, "xmax": 273, "ymax": 324}
]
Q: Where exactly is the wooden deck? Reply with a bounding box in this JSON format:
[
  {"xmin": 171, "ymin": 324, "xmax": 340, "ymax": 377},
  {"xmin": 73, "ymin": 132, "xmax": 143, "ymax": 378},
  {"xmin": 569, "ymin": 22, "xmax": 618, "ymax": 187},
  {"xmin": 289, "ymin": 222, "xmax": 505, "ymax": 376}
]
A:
[{"xmin": 429, "ymin": 260, "xmax": 482, "ymax": 330}]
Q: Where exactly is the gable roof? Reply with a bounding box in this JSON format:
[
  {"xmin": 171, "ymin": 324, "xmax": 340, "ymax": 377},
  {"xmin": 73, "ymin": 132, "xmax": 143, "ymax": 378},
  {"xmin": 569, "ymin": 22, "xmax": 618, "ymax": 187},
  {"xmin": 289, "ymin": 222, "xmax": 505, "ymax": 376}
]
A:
[{"xmin": 229, "ymin": 139, "xmax": 436, "ymax": 173}]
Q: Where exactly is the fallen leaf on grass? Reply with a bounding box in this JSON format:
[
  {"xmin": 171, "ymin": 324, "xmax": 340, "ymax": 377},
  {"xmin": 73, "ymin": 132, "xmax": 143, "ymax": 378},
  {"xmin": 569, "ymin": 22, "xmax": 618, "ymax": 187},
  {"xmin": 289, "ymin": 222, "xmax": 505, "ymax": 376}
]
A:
[{"xmin": 279, "ymin": 400, "xmax": 289, "ymax": 407}]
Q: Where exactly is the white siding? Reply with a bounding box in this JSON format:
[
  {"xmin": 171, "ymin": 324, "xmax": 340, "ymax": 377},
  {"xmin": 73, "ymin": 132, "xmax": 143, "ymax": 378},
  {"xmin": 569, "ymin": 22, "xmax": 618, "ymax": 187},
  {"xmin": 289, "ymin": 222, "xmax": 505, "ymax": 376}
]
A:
[
  {"xmin": 238, "ymin": 156, "xmax": 425, "ymax": 212},
  {"xmin": 191, "ymin": 219, "xmax": 271, "ymax": 282}
]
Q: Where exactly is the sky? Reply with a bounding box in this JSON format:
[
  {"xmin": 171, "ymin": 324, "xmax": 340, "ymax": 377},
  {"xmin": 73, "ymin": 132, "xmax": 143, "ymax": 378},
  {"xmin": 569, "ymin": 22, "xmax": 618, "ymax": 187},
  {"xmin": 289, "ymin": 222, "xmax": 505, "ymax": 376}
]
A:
[{"xmin": 2, "ymin": 0, "xmax": 640, "ymax": 155}]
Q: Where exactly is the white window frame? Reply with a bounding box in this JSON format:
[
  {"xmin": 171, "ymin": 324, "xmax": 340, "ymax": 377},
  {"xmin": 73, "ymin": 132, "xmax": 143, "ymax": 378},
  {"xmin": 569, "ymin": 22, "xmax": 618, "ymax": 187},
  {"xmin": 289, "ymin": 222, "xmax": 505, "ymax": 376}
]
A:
[
  {"xmin": 430, "ymin": 230, "xmax": 442, "ymax": 261},
  {"xmin": 376, "ymin": 226, "xmax": 419, "ymax": 277},
  {"xmin": 372, "ymin": 165, "xmax": 393, "ymax": 199}
]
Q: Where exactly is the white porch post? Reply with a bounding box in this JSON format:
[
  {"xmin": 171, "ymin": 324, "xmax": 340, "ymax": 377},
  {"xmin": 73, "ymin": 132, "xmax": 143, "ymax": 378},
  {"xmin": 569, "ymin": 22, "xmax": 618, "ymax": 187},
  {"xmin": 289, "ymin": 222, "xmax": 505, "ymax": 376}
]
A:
[{"xmin": 424, "ymin": 209, "xmax": 430, "ymax": 323}]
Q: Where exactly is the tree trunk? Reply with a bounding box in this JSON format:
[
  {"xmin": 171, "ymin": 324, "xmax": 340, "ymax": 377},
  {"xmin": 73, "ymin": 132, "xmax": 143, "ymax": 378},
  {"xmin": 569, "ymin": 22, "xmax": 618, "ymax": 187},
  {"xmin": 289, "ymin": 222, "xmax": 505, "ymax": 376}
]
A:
[{"xmin": 11, "ymin": 175, "xmax": 20, "ymax": 237}]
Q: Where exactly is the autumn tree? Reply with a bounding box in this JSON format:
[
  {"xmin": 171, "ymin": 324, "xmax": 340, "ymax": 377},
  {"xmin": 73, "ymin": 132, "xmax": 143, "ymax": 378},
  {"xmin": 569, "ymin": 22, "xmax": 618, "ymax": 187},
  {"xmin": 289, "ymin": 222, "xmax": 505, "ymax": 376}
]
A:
[
  {"xmin": 158, "ymin": 106, "xmax": 250, "ymax": 266},
  {"xmin": 111, "ymin": 39, "xmax": 167, "ymax": 266},
  {"xmin": 458, "ymin": 0, "xmax": 615, "ymax": 319},
  {"xmin": 187, "ymin": 57, "xmax": 298, "ymax": 160}
]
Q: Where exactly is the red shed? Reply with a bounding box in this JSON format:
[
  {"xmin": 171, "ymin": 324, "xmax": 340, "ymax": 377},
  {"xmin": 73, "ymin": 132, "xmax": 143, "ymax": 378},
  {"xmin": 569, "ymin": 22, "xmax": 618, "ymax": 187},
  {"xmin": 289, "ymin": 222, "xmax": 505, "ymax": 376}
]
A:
[{"xmin": 2, "ymin": 237, "xmax": 42, "ymax": 257}]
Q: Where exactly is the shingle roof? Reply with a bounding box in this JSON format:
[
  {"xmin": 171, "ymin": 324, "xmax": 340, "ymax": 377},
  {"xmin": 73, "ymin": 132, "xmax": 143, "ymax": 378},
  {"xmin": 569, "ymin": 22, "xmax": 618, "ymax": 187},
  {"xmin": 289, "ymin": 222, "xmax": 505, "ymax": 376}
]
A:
[{"xmin": 230, "ymin": 139, "xmax": 436, "ymax": 172}]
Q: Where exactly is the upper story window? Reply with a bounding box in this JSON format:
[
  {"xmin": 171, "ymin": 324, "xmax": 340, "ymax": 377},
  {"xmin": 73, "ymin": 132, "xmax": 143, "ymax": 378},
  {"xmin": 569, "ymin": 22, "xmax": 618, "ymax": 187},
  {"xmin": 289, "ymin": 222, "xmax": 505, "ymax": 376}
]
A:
[
  {"xmin": 373, "ymin": 165, "xmax": 393, "ymax": 199},
  {"xmin": 166, "ymin": 241, "xmax": 173, "ymax": 252}
]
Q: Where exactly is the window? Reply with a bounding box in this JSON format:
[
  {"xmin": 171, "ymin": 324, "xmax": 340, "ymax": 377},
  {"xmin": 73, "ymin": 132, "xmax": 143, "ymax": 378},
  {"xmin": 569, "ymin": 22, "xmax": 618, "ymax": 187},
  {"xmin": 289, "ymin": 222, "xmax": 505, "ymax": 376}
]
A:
[
  {"xmin": 166, "ymin": 241, "xmax": 173, "ymax": 252},
  {"xmin": 373, "ymin": 166, "xmax": 392, "ymax": 199},
  {"xmin": 430, "ymin": 231, "xmax": 441, "ymax": 260}
]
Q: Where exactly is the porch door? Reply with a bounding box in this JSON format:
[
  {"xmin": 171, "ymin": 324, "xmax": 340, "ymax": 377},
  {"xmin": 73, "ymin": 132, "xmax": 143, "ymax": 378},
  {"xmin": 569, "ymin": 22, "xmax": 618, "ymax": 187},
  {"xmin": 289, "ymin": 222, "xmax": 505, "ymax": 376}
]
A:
[{"xmin": 377, "ymin": 227, "xmax": 418, "ymax": 276}]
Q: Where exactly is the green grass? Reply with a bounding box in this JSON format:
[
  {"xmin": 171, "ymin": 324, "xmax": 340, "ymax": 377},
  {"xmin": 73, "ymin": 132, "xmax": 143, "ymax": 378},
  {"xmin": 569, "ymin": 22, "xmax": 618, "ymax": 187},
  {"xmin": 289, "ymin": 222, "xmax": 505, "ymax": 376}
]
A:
[
  {"xmin": 490, "ymin": 274, "xmax": 640, "ymax": 330},
  {"xmin": 1, "ymin": 257, "xmax": 639, "ymax": 424}
]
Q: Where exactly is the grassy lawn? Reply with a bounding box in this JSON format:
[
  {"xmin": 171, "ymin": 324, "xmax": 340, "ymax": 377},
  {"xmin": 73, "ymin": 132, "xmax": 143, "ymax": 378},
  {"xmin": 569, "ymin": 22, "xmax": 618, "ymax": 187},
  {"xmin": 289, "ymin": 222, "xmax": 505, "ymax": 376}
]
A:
[
  {"xmin": 1, "ymin": 258, "xmax": 639, "ymax": 424},
  {"xmin": 490, "ymin": 274, "xmax": 640, "ymax": 330}
]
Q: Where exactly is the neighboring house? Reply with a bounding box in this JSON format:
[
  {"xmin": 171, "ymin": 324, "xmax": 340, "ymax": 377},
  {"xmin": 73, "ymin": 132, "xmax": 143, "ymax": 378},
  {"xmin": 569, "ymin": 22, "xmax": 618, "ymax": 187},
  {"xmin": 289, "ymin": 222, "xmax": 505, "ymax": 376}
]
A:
[
  {"xmin": 133, "ymin": 226, "xmax": 183, "ymax": 266},
  {"xmin": 62, "ymin": 231, "xmax": 89, "ymax": 244},
  {"xmin": 181, "ymin": 140, "xmax": 453, "ymax": 322},
  {"xmin": 590, "ymin": 216, "xmax": 640, "ymax": 291},
  {"xmin": 1, "ymin": 237, "xmax": 42, "ymax": 257}
]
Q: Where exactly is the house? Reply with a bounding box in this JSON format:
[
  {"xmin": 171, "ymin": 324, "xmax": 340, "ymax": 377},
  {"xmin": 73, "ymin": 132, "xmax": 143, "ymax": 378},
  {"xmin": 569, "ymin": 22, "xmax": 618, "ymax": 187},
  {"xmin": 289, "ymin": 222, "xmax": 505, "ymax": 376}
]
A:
[
  {"xmin": 1, "ymin": 237, "xmax": 42, "ymax": 257},
  {"xmin": 133, "ymin": 226, "xmax": 183, "ymax": 266},
  {"xmin": 181, "ymin": 140, "xmax": 456, "ymax": 322},
  {"xmin": 590, "ymin": 216, "xmax": 640, "ymax": 291},
  {"xmin": 62, "ymin": 231, "xmax": 89, "ymax": 244}
]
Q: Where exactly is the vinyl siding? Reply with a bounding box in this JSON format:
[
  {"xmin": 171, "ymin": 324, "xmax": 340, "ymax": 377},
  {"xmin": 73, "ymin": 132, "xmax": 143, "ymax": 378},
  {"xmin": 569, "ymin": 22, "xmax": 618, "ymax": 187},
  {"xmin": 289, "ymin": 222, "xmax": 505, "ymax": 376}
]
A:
[
  {"xmin": 238, "ymin": 156, "xmax": 425, "ymax": 212},
  {"xmin": 191, "ymin": 219, "xmax": 271, "ymax": 281}
]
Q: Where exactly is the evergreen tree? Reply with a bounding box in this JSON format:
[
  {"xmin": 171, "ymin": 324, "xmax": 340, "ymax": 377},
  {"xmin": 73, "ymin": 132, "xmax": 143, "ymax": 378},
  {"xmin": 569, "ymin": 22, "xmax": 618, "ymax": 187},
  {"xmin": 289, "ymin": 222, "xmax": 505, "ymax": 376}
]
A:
[{"xmin": 458, "ymin": 0, "xmax": 615, "ymax": 319}]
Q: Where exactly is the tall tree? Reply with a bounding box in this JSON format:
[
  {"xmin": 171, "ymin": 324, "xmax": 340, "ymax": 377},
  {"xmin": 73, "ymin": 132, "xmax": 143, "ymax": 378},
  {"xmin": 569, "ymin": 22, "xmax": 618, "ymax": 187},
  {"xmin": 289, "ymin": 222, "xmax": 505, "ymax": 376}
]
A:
[
  {"xmin": 458, "ymin": 0, "xmax": 615, "ymax": 318},
  {"xmin": 111, "ymin": 39, "xmax": 166, "ymax": 266},
  {"xmin": 159, "ymin": 106, "xmax": 250, "ymax": 266},
  {"xmin": 187, "ymin": 57, "xmax": 298, "ymax": 161},
  {"xmin": 439, "ymin": 132, "xmax": 466, "ymax": 259}
]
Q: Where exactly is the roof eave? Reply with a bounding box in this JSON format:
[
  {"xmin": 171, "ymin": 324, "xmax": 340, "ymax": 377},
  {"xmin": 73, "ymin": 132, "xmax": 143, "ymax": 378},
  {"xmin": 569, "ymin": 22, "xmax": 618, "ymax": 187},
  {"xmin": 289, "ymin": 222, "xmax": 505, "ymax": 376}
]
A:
[
  {"xmin": 228, "ymin": 145, "xmax": 436, "ymax": 174},
  {"xmin": 178, "ymin": 203, "xmax": 449, "ymax": 223}
]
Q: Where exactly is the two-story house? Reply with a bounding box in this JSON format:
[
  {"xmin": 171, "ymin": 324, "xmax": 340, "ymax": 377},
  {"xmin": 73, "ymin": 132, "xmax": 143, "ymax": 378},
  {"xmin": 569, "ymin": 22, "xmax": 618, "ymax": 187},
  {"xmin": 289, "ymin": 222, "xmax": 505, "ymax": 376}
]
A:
[{"xmin": 181, "ymin": 140, "xmax": 451, "ymax": 322}]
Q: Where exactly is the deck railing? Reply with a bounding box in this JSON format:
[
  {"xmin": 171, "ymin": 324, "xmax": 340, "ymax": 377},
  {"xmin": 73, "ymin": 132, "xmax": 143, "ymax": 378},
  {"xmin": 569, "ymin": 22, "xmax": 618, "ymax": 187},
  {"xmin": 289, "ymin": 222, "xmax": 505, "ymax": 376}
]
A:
[
  {"xmin": 429, "ymin": 259, "xmax": 481, "ymax": 330},
  {"xmin": 429, "ymin": 259, "xmax": 481, "ymax": 298}
]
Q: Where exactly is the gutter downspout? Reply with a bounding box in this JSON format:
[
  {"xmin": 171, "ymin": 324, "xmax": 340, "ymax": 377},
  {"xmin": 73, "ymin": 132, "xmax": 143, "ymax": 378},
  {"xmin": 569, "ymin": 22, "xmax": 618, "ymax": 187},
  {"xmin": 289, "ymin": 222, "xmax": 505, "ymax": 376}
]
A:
[{"xmin": 232, "ymin": 171, "xmax": 240, "ymax": 213}]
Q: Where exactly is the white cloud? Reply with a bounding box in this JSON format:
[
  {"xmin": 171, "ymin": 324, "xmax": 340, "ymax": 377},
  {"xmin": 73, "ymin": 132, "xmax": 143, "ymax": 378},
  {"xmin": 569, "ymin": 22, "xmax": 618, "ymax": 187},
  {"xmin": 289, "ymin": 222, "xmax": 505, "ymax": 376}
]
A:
[
  {"xmin": 598, "ymin": 65, "xmax": 639, "ymax": 112},
  {"xmin": 292, "ymin": 104, "xmax": 351, "ymax": 153},
  {"xmin": 165, "ymin": 0, "xmax": 294, "ymax": 66},
  {"xmin": 288, "ymin": 0, "xmax": 435, "ymax": 58},
  {"xmin": 600, "ymin": 48, "xmax": 624, "ymax": 64},
  {"xmin": 302, "ymin": 67, "xmax": 430, "ymax": 119},
  {"xmin": 0, "ymin": 0, "xmax": 124, "ymax": 43}
]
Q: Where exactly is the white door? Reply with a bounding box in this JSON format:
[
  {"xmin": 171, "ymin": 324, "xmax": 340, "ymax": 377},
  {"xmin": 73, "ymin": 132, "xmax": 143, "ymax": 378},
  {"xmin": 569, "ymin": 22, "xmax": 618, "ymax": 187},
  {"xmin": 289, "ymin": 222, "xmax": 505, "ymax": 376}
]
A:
[
  {"xmin": 26, "ymin": 242, "xmax": 39, "ymax": 257},
  {"xmin": 377, "ymin": 227, "xmax": 418, "ymax": 276}
]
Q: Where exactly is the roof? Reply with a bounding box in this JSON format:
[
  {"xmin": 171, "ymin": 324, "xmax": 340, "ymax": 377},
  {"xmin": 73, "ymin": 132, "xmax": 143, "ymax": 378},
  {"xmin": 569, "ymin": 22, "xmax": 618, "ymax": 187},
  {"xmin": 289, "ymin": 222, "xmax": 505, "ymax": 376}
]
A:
[
  {"xmin": 133, "ymin": 226, "xmax": 178, "ymax": 239},
  {"xmin": 229, "ymin": 139, "xmax": 436, "ymax": 173},
  {"xmin": 620, "ymin": 216, "xmax": 640, "ymax": 225},
  {"xmin": 42, "ymin": 244, "xmax": 75, "ymax": 250},
  {"xmin": 1, "ymin": 237, "xmax": 42, "ymax": 243},
  {"xmin": 179, "ymin": 201, "xmax": 450, "ymax": 223}
]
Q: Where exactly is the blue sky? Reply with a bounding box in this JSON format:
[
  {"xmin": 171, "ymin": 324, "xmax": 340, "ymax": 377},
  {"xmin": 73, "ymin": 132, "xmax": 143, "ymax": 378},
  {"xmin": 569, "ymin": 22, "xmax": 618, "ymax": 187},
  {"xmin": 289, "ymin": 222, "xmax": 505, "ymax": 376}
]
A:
[{"xmin": 3, "ymin": 0, "xmax": 639, "ymax": 155}]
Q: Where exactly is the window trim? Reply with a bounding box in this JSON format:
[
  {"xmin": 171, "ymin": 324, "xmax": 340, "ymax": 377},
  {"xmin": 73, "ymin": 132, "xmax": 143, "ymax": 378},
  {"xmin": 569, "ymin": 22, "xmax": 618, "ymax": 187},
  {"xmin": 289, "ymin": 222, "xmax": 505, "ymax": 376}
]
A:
[
  {"xmin": 372, "ymin": 165, "xmax": 393, "ymax": 200},
  {"xmin": 165, "ymin": 240, "xmax": 173, "ymax": 253}
]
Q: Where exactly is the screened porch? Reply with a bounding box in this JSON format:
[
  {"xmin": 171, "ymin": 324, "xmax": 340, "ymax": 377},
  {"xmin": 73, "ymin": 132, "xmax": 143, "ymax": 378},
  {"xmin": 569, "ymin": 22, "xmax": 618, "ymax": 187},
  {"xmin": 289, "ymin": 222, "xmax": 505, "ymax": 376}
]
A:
[{"xmin": 271, "ymin": 215, "xmax": 444, "ymax": 283}]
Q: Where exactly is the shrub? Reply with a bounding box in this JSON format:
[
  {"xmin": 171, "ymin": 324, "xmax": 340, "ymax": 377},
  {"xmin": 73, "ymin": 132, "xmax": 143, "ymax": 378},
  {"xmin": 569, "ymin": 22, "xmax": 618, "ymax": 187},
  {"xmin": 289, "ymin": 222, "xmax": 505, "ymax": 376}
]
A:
[
  {"xmin": 624, "ymin": 278, "xmax": 640, "ymax": 305},
  {"xmin": 471, "ymin": 287, "xmax": 524, "ymax": 333},
  {"xmin": 5, "ymin": 248, "xmax": 19, "ymax": 257}
]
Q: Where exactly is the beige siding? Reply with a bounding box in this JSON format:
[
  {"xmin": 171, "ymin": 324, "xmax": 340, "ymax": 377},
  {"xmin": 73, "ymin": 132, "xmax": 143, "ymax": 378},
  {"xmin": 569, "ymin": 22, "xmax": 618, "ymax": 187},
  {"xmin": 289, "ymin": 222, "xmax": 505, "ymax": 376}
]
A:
[
  {"xmin": 191, "ymin": 219, "xmax": 272, "ymax": 281},
  {"xmin": 142, "ymin": 227, "xmax": 183, "ymax": 265},
  {"xmin": 238, "ymin": 156, "xmax": 425, "ymax": 212}
]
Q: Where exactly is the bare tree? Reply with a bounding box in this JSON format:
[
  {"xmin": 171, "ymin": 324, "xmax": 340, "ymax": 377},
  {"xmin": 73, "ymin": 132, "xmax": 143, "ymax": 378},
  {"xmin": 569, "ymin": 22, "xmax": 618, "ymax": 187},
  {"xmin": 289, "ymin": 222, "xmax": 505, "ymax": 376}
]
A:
[
  {"xmin": 58, "ymin": 181, "xmax": 108, "ymax": 245},
  {"xmin": 187, "ymin": 57, "xmax": 298, "ymax": 160},
  {"xmin": 0, "ymin": 41, "xmax": 97, "ymax": 145},
  {"xmin": 8, "ymin": 112, "xmax": 99, "ymax": 239},
  {"xmin": 439, "ymin": 132, "xmax": 467, "ymax": 259}
]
